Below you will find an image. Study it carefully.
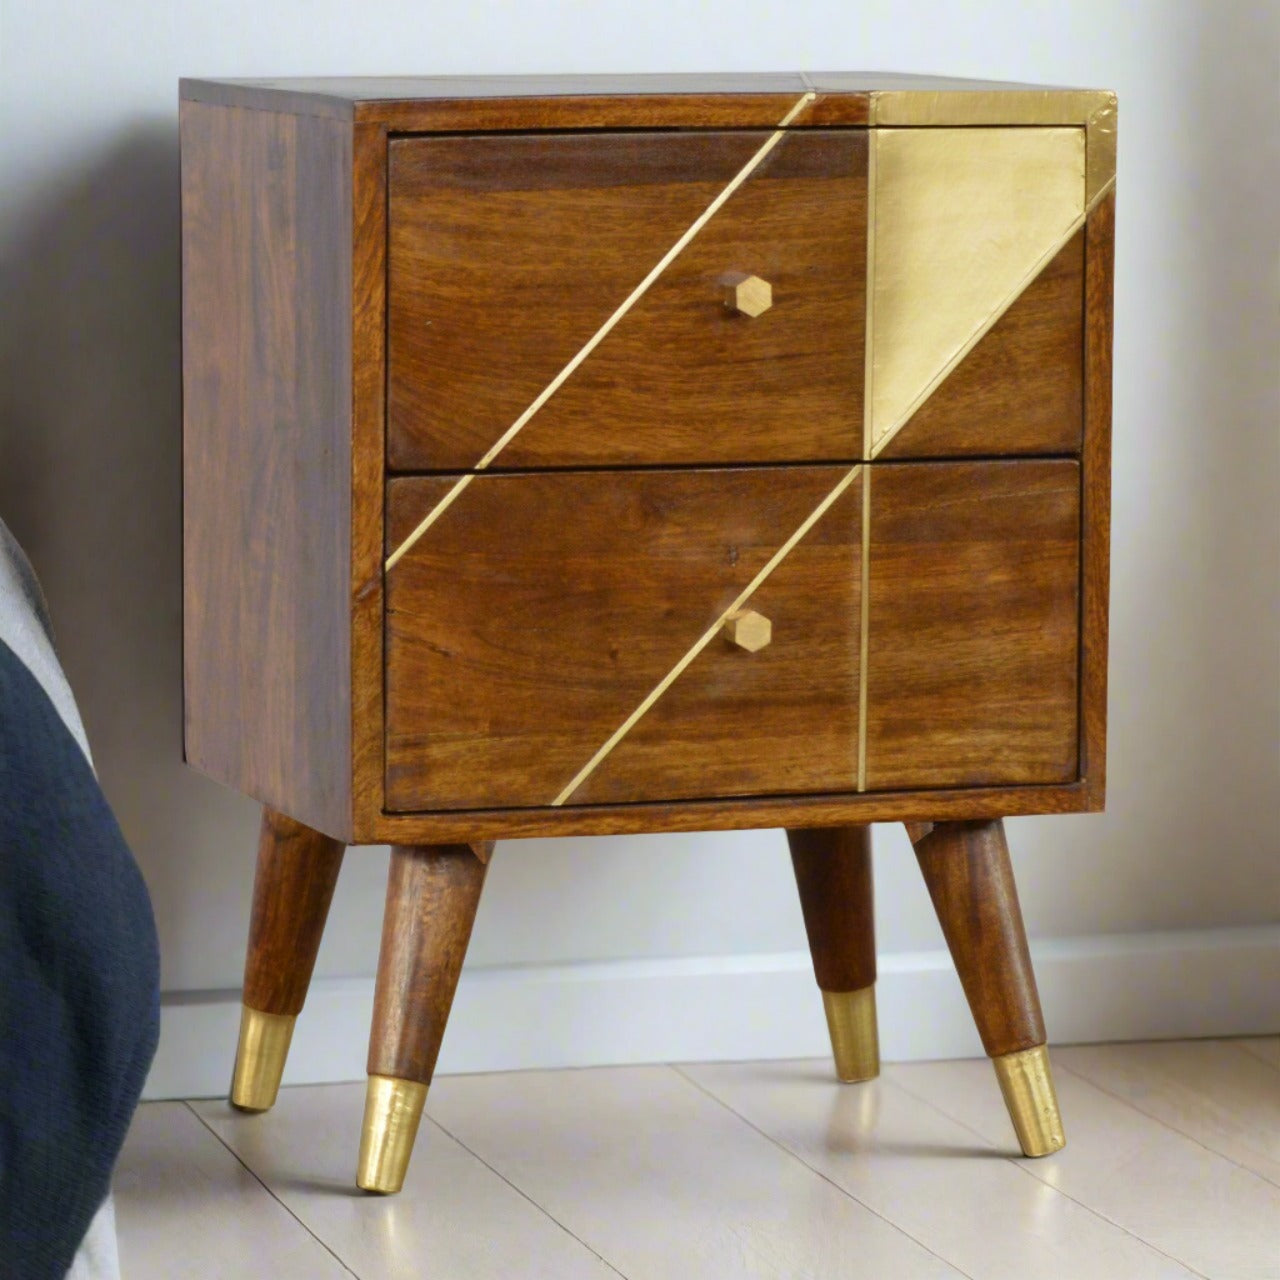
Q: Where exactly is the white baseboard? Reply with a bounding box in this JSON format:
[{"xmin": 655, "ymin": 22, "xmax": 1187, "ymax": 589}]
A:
[{"xmin": 144, "ymin": 924, "xmax": 1280, "ymax": 1100}]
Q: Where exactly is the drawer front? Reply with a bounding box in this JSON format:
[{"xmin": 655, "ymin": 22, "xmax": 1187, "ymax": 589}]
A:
[
  {"xmin": 385, "ymin": 467, "xmax": 864, "ymax": 809},
  {"xmin": 865, "ymin": 460, "xmax": 1080, "ymax": 789},
  {"xmin": 388, "ymin": 125, "xmax": 1089, "ymax": 475},
  {"xmin": 387, "ymin": 130, "xmax": 866, "ymax": 471},
  {"xmin": 384, "ymin": 461, "xmax": 1080, "ymax": 812}
]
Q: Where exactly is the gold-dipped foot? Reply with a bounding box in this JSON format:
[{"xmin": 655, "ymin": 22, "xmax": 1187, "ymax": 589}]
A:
[
  {"xmin": 993, "ymin": 1044, "xmax": 1066, "ymax": 1157},
  {"xmin": 357, "ymin": 1074, "xmax": 428, "ymax": 1194},
  {"xmin": 230, "ymin": 1006, "xmax": 295, "ymax": 1112},
  {"xmin": 822, "ymin": 986, "xmax": 880, "ymax": 1083}
]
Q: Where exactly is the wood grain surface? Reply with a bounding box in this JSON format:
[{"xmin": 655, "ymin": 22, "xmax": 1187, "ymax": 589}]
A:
[
  {"xmin": 864, "ymin": 460, "xmax": 1081, "ymax": 790},
  {"xmin": 1081, "ymin": 191, "xmax": 1115, "ymax": 809},
  {"xmin": 349, "ymin": 121, "xmax": 388, "ymax": 841},
  {"xmin": 179, "ymin": 84, "xmax": 1114, "ymax": 843},
  {"xmin": 369, "ymin": 90, "xmax": 868, "ymax": 133},
  {"xmin": 180, "ymin": 72, "xmax": 1103, "ymax": 131},
  {"xmin": 180, "ymin": 75, "xmax": 864, "ymax": 128},
  {"xmin": 878, "ymin": 230, "xmax": 1084, "ymax": 459},
  {"xmin": 367, "ymin": 843, "xmax": 489, "ymax": 1084},
  {"xmin": 911, "ymin": 819, "xmax": 1046, "ymax": 1057},
  {"xmin": 787, "ymin": 826, "xmax": 876, "ymax": 993},
  {"xmin": 242, "ymin": 809, "xmax": 346, "ymax": 1017},
  {"xmin": 385, "ymin": 467, "xmax": 862, "ymax": 810},
  {"xmin": 181, "ymin": 100, "xmax": 356, "ymax": 839},
  {"xmin": 387, "ymin": 130, "xmax": 865, "ymax": 470}
]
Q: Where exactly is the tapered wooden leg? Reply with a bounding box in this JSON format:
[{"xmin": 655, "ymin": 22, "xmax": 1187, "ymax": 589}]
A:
[
  {"xmin": 787, "ymin": 826, "xmax": 879, "ymax": 1083},
  {"xmin": 909, "ymin": 819, "xmax": 1064, "ymax": 1157},
  {"xmin": 231, "ymin": 808, "xmax": 346, "ymax": 1112},
  {"xmin": 358, "ymin": 841, "xmax": 491, "ymax": 1193}
]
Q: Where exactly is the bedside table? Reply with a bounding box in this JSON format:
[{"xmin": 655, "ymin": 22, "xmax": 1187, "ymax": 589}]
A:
[{"xmin": 180, "ymin": 72, "xmax": 1115, "ymax": 1194}]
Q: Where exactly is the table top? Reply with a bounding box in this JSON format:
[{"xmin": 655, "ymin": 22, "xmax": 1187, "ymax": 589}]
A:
[{"xmin": 179, "ymin": 72, "xmax": 1115, "ymax": 130}]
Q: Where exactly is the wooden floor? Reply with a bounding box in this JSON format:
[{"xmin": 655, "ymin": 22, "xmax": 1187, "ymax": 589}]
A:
[{"xmin": 116, "ymin": 1038, "xmax": 1280, "ymax": 1279}]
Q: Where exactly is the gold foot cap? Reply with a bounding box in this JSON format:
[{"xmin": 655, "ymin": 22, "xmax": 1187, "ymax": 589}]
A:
[
  {"xmin": 993, "ymin": 1044, "xmax": 1066, "ymax": 1157},
  {"xmin": 230, "ymin": 1006, "xmax": 295, "ymax": 1112},
  {"xmin": 357, "ymin": 1074, "xmax": 429, "ymax": 1194},
  {"xmin": 822, "ymin": 986, "xmax": 880, "ymax": 1083}
]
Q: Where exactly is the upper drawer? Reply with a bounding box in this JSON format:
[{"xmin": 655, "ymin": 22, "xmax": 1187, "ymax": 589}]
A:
[
  {"xmin": 387, "ymin": 129, "xmax": 866, "ymax": 470},
  {"xmin": 387, "ymin": 125, "xmax": 1088, "ymax": 470}
]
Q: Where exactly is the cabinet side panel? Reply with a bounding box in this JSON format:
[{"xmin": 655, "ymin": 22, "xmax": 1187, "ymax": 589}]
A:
[
  {"xmin": 1080, "ymin": 188, "xmax": 1115, "ymax": 807},
  {"xmin": 181, "ymin": 101, "xmax": 354, "ymax": 838},
  {"xmin": 350, "ymin": 122, "xmax": 388, "ymax": 841}
]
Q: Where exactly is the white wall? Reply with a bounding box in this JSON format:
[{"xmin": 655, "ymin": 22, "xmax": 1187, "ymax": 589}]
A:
[{"xmin": 2, "ymin": 1, "xmax": 1277, "ymax": 1094}]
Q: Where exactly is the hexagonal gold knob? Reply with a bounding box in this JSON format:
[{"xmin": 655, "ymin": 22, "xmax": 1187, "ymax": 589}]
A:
[
  {"xmin": 723, "ymin": 609, "xmax": 772, "ymax": 652},
  {"xmin": 721, "ymin": 273, "xmax": 773, "ymax": 318}
]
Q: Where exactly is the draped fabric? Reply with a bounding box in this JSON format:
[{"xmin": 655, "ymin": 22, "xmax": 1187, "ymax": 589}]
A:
[{"xmin": 0, "ymin": 521, "xmax": 159, "ymax": 1279}]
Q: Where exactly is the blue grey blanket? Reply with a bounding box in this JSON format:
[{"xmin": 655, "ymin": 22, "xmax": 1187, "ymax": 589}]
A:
[{"xmin": 0, "ymin": 522, "xmax": 159, "ymax": 1278}]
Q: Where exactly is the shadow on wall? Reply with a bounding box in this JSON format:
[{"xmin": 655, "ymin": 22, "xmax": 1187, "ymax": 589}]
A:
[{"xmin": 0, "ymin": 122, "xmax": 263, "ymax": 982}]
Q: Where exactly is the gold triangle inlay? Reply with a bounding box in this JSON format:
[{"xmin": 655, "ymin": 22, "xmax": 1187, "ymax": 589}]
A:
[{"xmin": 869, "ymin": 127, "xmax": 1086, "ymax": 453}]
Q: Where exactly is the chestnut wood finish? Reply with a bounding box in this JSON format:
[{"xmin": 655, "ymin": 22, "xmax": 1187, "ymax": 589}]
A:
[
  {"xmin": 180, "ymin": 72, "xmax": 1106, "ymax": 131},
  {"xmin": 181, "ymin": 101, "xmax": 355, "ymax": 839},
  {"xmin": 878, "ymin": 230, "xmax": 1084, "ymax": 460},
  {"xmin": 367, "ymin": 93, "xmax": 869, "ymax": 133},
  {"xmin": 385, "ymin": 467, "xmax": 862, "ymax": 810},
  {"xmin": 387, "ymin": 460, "xmax": 1082, "ymax": 813},
  {"xmin": 242, "ymin": 809, "xmax": 346, "ymax": 1017},
  {"xmin": 864, "ymin": 460, "xmax": 1081, "ymax": 791},
  {"xmin": 180, "ymin": 73, "xmax": 863, "ymax": 126},
  {"xmin": 350, "ymin": 121, "xmax": 390, "ymax": 838},
  {"xmin": 910, "ymin": 819, "xmax": 1046, "ymax": 1057},
  {"xmin": 182, "ymin": 73, "xmax": 1113, "ymax": 1192},
  {"xmin": 181, "ymin": 101, "xmax": 381, "ymax": 843},
  {"xmin": 181, "ymin": 78, "xmax": 1113, "ymax": 842},
  {"xmin": 368, "ymin": 781, "xmax": 1088, "ymax": 844},
  {"xmin": 787, "ymin": 826, "xmax": 876, "ymax": 994},
  {"xmin": 388, "ymin": 130, "xmax": 866, "ymax": 470},
  {"xmin": 1081, "ymin": 190, "xmax": 1115, "ymax": 809},
  {"xmin": 367, "ymin": 843, "xmax": 490, "ymax": 1085}
]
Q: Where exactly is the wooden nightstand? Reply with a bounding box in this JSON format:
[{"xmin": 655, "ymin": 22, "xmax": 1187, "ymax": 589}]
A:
[{"xmin": 180, "ymin": 72, "xmax": 1115, "ymax": 1193}]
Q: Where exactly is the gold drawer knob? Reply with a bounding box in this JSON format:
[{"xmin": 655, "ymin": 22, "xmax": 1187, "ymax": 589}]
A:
[
  {"xmin": 723, "ymin": 609, "xmax": 772, "ymax": 652},
  {"xmin": 722, "ymin": 273, "xmax": 773, "ymax": 318}
]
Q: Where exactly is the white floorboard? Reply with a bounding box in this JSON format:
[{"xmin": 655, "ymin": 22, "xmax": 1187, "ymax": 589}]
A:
[
  {"xmin": 425, "ymin": 1064, "xmax": 962, "ymax": 1280},
  {"xmin": 113, "ymin": 1102, "xmax": 349, "ymax": 1279},
  {"xmin": 1058, "ymin": 1040, "xmax": 1280, "ymax": 1187},
  {"xmin": 894, "ymin": 1055, "xmax": 1280, "ymax": 1280},
  {"xmin": 683, "ymin": 1058, "xmax": 1199, "ymax": 1279},
  {"xmin": 1235, "ymin": 1036, "xmax": 1280, "ymax": 1070},
  {"xmin": 192, "ymin": 1082, "xmax": 616, "ymax": 1280},
  {"xmin": 114, "ymin": 1041, "xmax": 1280, "ymax": 1280}
]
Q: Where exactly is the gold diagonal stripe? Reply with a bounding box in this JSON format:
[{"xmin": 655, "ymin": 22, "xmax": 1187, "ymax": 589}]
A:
[
  {"xmin": 551, "ymin": 463, "xmax": 862, "ymax": 807},
  {"xmin": 856, "ymin": 464, "xmax": 871, "ymax": 791},
  {"xmin": 384, "ymin": 90, "xmax": 818, "ymax": 573}
]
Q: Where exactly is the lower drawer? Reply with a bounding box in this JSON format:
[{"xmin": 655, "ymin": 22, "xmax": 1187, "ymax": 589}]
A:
[{"xmin": 384, "ymin": 461, "xmax": 1079, "ymax": 812}]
